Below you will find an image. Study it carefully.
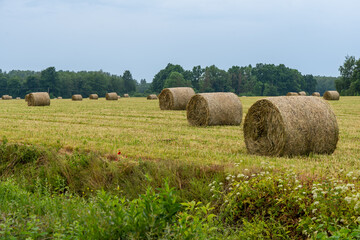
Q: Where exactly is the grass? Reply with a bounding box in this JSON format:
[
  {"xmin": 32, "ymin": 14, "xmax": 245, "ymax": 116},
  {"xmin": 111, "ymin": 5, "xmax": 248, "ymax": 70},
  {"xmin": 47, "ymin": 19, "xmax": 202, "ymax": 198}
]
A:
[
  {"xmin": 1, "ymin": 97, "xmax": 360, "ymax": 174},
  {"xmin": 0, "ymin": 96, "xmax": 360, "ymax": 238}
]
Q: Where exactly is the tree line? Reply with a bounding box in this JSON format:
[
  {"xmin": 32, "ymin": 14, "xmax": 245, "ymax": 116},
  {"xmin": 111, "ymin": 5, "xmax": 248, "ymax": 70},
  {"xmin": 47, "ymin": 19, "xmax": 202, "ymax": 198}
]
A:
[
  {"xmin": 0, "ymin": 62, "xmax": 342, "ymax": 98},
  {"xmin": 336, "ymin": 55, "xmax": 360, "ymax": 96},
  {"xmin": 151, "ymin": 63, "xmax": 318, "ymax": 96},
  {"xmin": 0, "ymin": 67, "xmax": 142, "ymax": 98}
]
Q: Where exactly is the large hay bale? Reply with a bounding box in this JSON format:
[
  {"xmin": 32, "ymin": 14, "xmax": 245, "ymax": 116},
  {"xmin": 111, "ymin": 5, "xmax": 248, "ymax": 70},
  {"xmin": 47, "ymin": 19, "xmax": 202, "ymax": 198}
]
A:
[
  {"xmin": 312, "ymin": 92, "xmax": 321, "ymax": 97},
  {"xmin": 89, "ymin": 94, "xmax": 98, "ymax": 100},
  {"xmin": 2, "ymin": 95, "xmax": 12, "ymax": 100},
  {"xmin": 323, "ymin": 91, "xmax": 340, "ymax": 100},
  {"xmin": 25, "ymin": 94, "xmax": 30, "ymax": 102},
  {"xmin": 27, "ymin": 92, "xmax": 50, "ymax": 106},
  {"xmin": 187, "ymin": 92, "xmax": 243, "ymax": 126},
  {"xmin": 123, "ymin": 94, "xmax": 130, "ymax": 98},
  {"xmin": 159, "ymin": 87, "xmax": 195, "ymax": 110},
  {"xmin": 286, "ymin": 92, "xmax": 299, "ymax": 96},
  {"xmin": 106, "ymin": 92, "xmax": 118, "ymax": 100},
  {"xmin": 147, "ymin": 94, "xmax": 158, "ymax": 100},
  {"xmin": 298, "ymin": 91, "xmax": 306, "ymax": 96},
  {"xmin": 72, "ymin": 94, "xmax": 83, "ymax": 101},
  {"xmin": 243, "ymin": 96, "xmax": 338, "ymax": 157}
]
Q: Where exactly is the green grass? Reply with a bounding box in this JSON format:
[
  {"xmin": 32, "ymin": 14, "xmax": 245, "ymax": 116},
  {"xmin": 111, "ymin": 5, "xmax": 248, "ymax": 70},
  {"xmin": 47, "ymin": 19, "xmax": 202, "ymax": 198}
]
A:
[
  {"xmin": 0, "ymin": 96, "xmax": 360, "ymax": 239},
  {"xmin": 1, "ymin": 97, "xmax": 360, "ymax": 174}
]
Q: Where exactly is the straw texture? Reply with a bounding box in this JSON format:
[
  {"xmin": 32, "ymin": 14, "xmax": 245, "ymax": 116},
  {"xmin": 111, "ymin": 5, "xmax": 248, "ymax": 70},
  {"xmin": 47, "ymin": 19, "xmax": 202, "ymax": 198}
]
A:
[
  {"xmin": 27, "ymin": 92, "xmax": 50, "ymax": 106},
  {"xmin": 243, "ymin": 96, "xmax": 339, "ymax": 157},
  {"xmin": 159, "ymin": 87, "xmax": 195, "ymax": 110},
  {"xmin": 187, "ymin": 92, "xmax": 243, "ymax": 126},
  {"xmin": 89, "ymin": 94, "xmax": 98, "ymax": 100},
  {"xmin": 72, "ymin": 94, "xmax": 83, "ymax": 101},
  {"xmin": 106, "ymin": 92, "xmax": 118, "ymax": 100},
  {"xmin": 323, "ymin": 91, "xmax": 340, "ymax": 100}
]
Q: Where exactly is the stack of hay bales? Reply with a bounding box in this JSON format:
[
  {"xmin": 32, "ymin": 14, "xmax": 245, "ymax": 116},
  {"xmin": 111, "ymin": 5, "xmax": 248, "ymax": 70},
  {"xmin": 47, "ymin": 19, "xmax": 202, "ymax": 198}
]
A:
[
  {"xmin": 323, "ymin": 91, "xmax": 340, "ymax": 100},
  {"xmin": 147, "ymin": 94, "xmax": 158, "ymax": 100},
  {"xmin": 243, "ymin": 96, "xmax": 338, "ymax": 157},
  {"xmin": 286, "ymin": 92, "xmax": 299, "ymax": 96},
  {"xmin": 159, "ymin": 87, "xmax": 195, "ymax": 110},
  {"xmin": 72, "ymin": 94, "xmax": 83, "ymax": 101},
  {"xmin": 123, "ymin": 94, "xmax": 130, "ymax": 98},
  {"xmin": 89, "ymin": 94, "xmax": 98, "ymax": 100},
  {"xmin": 298, "ymin": 91, "xmax": 306, "ymax": 96},
  {"xmin": 27, "ymin": 92, "xmax": 50, "ymax": 106},
  {"xmin": 106, "ymin": 92, "xmax": 118, "ymax": 100},
  {"xmin": 312, "ymin": 92, "xmax": 321, "ymax": 97},
  {"xmin": 2, "ymin": 95, "xmax": 12, "ymax": 100},
  {"xmin": 187, "ymin": 92, "xmax": 243, "ymax": 126}
]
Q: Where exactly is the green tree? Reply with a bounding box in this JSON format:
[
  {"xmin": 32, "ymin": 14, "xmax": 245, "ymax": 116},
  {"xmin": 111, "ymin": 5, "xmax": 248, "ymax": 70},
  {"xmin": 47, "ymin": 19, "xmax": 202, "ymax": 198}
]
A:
[
  {"xmin": 163, "ymin": 72, "xmax": 191, "ymax": 88},
  {"xmin": 336, "ymin": 55, "xmax": 356, "ymax": 95},
  {"xmin": 122, "ymin": 70, "xmax": 136, "ymax": 93},
  {"xmin": 40, "ymin": 67, "xmax": 60, "ymax": 96},
  {"xmin": 151, "ymin": 64, "xmax": 185, "ymax": 93},
  {"xmin": 200, "ymin": 65, "xmax": 233, "ymax": 93}
]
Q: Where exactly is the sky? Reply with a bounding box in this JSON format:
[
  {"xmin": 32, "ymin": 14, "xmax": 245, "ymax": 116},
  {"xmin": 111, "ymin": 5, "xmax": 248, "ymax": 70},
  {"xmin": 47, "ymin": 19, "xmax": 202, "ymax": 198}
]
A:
[{"xmin": 1, "ymin": 0, "xmax": 360, "ymax": 82}]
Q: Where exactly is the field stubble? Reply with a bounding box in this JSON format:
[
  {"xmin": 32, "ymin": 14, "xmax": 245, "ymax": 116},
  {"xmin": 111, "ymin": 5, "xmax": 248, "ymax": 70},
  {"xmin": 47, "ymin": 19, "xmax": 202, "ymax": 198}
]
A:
[{"xmin": 0, "ymin": 96, "xmax": 359, "ymax": 177}]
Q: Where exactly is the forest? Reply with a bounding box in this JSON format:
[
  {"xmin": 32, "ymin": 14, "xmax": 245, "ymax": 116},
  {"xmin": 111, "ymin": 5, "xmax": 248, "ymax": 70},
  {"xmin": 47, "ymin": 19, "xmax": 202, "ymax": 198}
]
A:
[{"xmin": 0, "ymin": 63, "xmax": 339, "ymax": 98}]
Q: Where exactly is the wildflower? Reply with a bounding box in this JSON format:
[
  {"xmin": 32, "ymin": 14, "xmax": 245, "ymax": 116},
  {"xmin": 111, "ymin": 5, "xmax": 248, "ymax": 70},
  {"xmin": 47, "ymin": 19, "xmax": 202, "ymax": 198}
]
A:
[
  {"xmin": 311, "ymin": 217, "xmax": 317, "ymax": 221},
  {"xmin": 219, "ymin": 182, "xmax": 223, "ymax": 185},
  {"xmin": 344, "ymin": 196, "xmax": 352, "ymax": 204},
  {"xmin": 278, "ymin": 185, "xmax": 283, "ymax": 188},
  {"xmin": 244, "ymin": 169, "xmax": 249, "ymax": 171},
  {"xmin": 346, "ymin": 172, "xmax": 353, "ymax": 177},
  {"xmin": 237, "ymin": 174, "xmax": 245, "ymax": 178},
  {"xmin": 312, "ymin": 209, "xmax": 317, "ymax": 213},
  {"xmin": 229, "ymin": 187, "xmax": 233, "ymax": 190},
  {"xmin": 236, "ymin": 192, "xmax": 240, "ymax": 195},
  {"xmin": 297, "ymin": 185, "xmax": 302, "ymax": 189},
  {"xmin": 244, "ymin": 181, "xmax": 249, "ymax": 184},
  {"xmin": 226, "ymin": 176, "xmax": 231, "ymax": 180},
  {"xmin": 313, "ymin": 201, "xmax": 319, "ymax": 205},
  {"xmin": 117, "ymin": 150, "xmax": 121, "ymax": 155}
]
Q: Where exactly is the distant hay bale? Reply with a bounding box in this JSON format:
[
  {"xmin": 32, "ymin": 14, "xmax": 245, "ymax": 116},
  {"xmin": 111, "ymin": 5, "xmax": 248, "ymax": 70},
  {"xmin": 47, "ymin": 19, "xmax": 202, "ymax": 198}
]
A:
[
  {"xmin": 27, "ymin": 92, "xmax": 50, "ymax": 106},
  {"xmin": 298, "ymin": 91, "xmax": 306, "ymax": 96},
  {"xmin": 16, "ymin": 97, "xmax": 20, "ymax": 100},
  {"xmin": 106, "ymin": 92, "xmax": 118, "ymax": 100},
  {"xmin": 243, "ymin": 96, "xmax": 339, "ymax": 157},
  {"xmin": 72, "ymin": 94, "xmax": 83, "ymax": 101},
  {"xmin": 286, "ymin": 92, "xmax": 299, "ymax": 96},
  {"xmin": 159, "ymin": 87, "xmax": 195, "ymax": 110},
  {"xmin": 57, "ymin": 97, "xmax": 62, "ymax": 99},
  {"xmin": 25, "ymin": 94, "xmax": 30, "ymax": 102},
  {"xmin": 187, "ymin": 92, "xmax": 243, "ymax": 126},
  {"xmin": 147, "ymin": 94, "xmax": 158, "ymax": 100},
  {"xmin": 89, "ymin": 94, "xmax": 98, "ymax": 100},
  {"xmin": 2, "ymin": 95, "xmax": 12, "ymax": 100},
  {"xmin": 123, "ymin": 94, "xmax": 130, "ymax": 98},
  {"xmin": 323, "ymin": 91, "xmax": 340, "ymax": 100},
  {"xmin": 312, "ymin": 92, "xmax": 321, "ymax": 97}
]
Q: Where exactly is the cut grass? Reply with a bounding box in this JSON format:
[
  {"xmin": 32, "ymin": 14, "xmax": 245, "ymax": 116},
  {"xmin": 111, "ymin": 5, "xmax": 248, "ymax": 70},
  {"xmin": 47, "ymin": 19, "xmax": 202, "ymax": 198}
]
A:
[{"xmin": 0, "ymin": 97, "xmax": 359, "ymax": 177}]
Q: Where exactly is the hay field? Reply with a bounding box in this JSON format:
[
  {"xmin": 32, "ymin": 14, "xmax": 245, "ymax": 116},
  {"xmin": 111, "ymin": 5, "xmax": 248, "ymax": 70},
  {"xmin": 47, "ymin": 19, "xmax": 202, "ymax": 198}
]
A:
[{"xmin": 0, "ymin": 96, "xmax": 359, "ymax": 176}]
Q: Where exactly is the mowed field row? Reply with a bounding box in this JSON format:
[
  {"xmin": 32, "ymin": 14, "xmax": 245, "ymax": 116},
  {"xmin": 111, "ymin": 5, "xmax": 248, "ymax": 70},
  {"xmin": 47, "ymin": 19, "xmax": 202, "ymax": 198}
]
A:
[{"xmin": 1, "ymin": 97, "xmax": 360, "ymax": 175}]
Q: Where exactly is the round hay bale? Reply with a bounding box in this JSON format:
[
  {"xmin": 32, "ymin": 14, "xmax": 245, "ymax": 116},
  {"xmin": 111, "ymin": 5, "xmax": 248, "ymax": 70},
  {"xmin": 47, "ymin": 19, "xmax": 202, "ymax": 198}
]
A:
[
  {"xmin": 243, "ymin": 96, "xmax": 338, "ymax": 157},
  {"xmin": 25, "ymin": 94, "xmax": 30, "ymax": 102},
  {"xmin": 123, "ymin": 94, "xmax": 130, "ymax": 98},
  {"xmin": 106, "ymin": 92, "xmax": 118, "ymax": 100},
  {"xmin": 2, "ymin": 95, "xmax": 12, "ymax": 100},
  {"xmin": 89, "ymin": 94, "xmax": 98, "ymax": 100},
  {"xmin": 159, "ymin": 87, "xmax": 195, "ymax": 110},
  {"xmin": 27, "ymin": 92, "xmax": 50, "ymax": 106},
  {"xmin": 323, "ymin": 91, "xmax": 340, "ymax": 100},
  {"xmin": 312, "ymin": 92, "xmax": 321, "ymax": 97},
  {"xmin": 286, "ymin": 92, "xmax": 299, "ymax": 96},
  {"xmin": 118, "ymin": 95, "xmax": 121, "ymax": 99},
  {"xmin": 187, "ymin": 92, "xmax": 243, "ymax": 126},
  {"xmin": 298, "ymin": 91, "xmax": 306, "ymax": 96},
  {"xmin": 72, "ymin": 94, "xmax": 83, "ymax": 101},
  {"xmin": 16, "ymin": 97, "xmax": 20, "ymax": 100},
  {"xmin": 147, "ymin": 94, "xmax": 158, "ymax": 100},
  {"xmin": 57, "ymin": 97, "xmax": 62, "ymax": 99}
]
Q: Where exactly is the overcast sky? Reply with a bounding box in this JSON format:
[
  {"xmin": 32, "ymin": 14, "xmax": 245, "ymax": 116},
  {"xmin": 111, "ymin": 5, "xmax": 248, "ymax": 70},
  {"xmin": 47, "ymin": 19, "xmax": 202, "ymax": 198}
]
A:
[{"xmin": 1, "ymin": 0, "xmax": 359, "ymax": 81}]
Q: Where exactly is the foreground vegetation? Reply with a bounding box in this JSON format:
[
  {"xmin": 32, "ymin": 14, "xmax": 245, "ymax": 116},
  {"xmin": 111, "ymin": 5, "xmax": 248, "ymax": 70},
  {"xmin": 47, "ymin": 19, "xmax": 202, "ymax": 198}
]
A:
[{"xmin": 0, "ymin": 97, "xmax": 360, "ymax": 239}]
